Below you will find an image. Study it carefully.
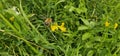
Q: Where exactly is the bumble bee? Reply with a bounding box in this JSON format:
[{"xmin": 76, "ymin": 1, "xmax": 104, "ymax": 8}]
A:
[{"xmin": 44, "ymin": 18, "xmax": 52, "ymax": 26}]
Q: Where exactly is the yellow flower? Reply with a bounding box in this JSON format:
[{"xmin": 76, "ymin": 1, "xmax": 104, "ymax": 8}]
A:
[
  {"xmin": 105, "ymin": 21, "xmax": 110, "ymax": 27},
  {"xmin": 58, "ymin": 22, "xmax": 66, "ymax": 32},
  {"xmin": 50, "ymin": 22, "xmax": 67, "ymax": 32},
  {"xmin": 114, "ymin": 23, "xmax": 118, "ymax": 29},
  {"xmin": 9, "ymin": 16, "xmax": 14, "ymax": 22},
  {"xmin": 50, "ymin": 23, "xmax": 59, "ymax": 31}
]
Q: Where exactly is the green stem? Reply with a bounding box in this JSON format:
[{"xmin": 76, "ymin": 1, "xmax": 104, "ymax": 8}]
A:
[
  {"xmin": 0, "ymin": 14, "xmax": 38, "ymax": 54},
  {"xmin": 19, "ymin": 0, "xmax": 48, "ymax": 44},
  {"xmin": 113, "ymin": 47, "xmax": 120, "ymax": 56}
]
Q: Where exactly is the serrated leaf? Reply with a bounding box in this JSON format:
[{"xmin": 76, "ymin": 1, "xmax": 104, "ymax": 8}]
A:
[
  {"xmin": 82, "ymin": 32, "xmax": 91, "ymax": 40},
  {"xmin": 78, "ymin": 25, "xmax": 89, "ymax": 30}
]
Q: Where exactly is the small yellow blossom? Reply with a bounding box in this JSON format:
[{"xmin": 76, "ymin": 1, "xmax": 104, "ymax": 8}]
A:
[
  {"xmin": 114, "ymin": 23, "xmax": 118, "ymax": 29},
  {"xmin": 50, "ymin": 22, "xmax": 67, "ymax": 32},
  {"xmin": 50, "ymin": 23, "xmax": 59, "ymax": 31},
  {"xmin": 105, "ymin": 21, "xmax": 110, "ymax": 27},
  {"xmin": 58, "ymin": 22, "xmax": 66, "ymax": 32},
  {"xmin": 9, "ymin": 16, "xmax": 14, "ymax": 22}
]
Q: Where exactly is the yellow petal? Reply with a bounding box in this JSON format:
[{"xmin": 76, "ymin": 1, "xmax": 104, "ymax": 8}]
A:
[
  {"xmin": 114, "ymin": 23, "xmax": 118, "ymax": 29},
  {"xmin": 59, "ymin": 22, "xmax": 66, "ymax": 32},
  {"xmin": 105, "ymin": 21, "xmax": 110, "ymax": 27},
  {"xmin": 61, "ymin": 22, "xmax": 65, "ymax": 26},
  {"xmin": 50, "ymin": 23, "xmax": 58, "ymax": 31},
  {"xmin": 59, "ymin": 26, "xmax": 66, "ymax": 32}
]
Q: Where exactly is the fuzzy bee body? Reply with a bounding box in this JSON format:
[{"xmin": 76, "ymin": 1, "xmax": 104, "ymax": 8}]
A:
[{"xmin": 44, "ymin": 18, "xmax": 52, "ymax": 26}]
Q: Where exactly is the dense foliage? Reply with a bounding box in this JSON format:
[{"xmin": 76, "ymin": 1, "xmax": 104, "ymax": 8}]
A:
[{"xmin": 0, "ymin": 0, "xmax": 120, "ymax": 56}]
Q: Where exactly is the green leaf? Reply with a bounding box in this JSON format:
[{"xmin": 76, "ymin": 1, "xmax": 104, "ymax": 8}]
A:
[
  {"xmin": 76, "ymin": 8, "xmax": 82, "ymax": 14},
  {"xmin": 79, "ymin": 54, "xmax": 82, "ymax": 56},
  {"xmin": 27, "ymin": 14, "xmax": 35, "ymax": 18},
  {"xmin": 0, "ymin": 52, "xmax": 11, "ymax": 56},
  {"xmin": 85, "ymin": 42, "xmax": 93, "ymax": 48},
  {"xmin": 14, "ymin": 22, "xmax": 21, "ymax": 31},
  {"xmin": 33, "ymin": 36, "xmax": 40, "ymax": 43},
  {"xmin": 99, "ymin": 49, "xmax": 107, "ymax": 56},
  {"xmin": 82, "ymin": 32, "xmax": 91, "ymax": 40},
  {"xmin": 89, "ymin": 21, "xmax": 96, "ymax": 28},
  {"xmin": 69, "ymin": 6, "xmax": 75, "ymax": 12},
  {"xmin": 78, "ymin": 25, "xmax": 89, "ymax": 30},
  {"xmin": 55, "ymin": 0, "xmax": 65, "ymax": 6},
  {"xmin": 87, "ymin": 50, "xmax": 94, "ymax": 56},
  {"xmin": 116, "ymin": 42, "xmax": 120, "ymax": 47},
  {"xmin": 81, "ymin": 18, "xmax": 90, "ymax": 26},
  {"xmin": 76, "ymin": 7, "xmax": 87, "ymax": 14},
  {"xmin": 0, "ymin": 1, "xmax": 3, "ymax": 10},
  {"xmin": 82, "ymin": 7, "xmax": 87, "ymax": 13},
  {"xmin": 94, "ymin": 36, "xmax": 101, "ymax": 42}
]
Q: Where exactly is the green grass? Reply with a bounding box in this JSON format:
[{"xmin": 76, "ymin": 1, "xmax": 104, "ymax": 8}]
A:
[{"xmin": 0, "ymin": 0, "xmax": 120, "ymax": 56}]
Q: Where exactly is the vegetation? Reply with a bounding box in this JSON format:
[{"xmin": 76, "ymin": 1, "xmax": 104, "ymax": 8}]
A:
[{"xmin": 0, "ymin": 0, "xmax": 120, "ymax": 56}]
